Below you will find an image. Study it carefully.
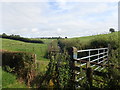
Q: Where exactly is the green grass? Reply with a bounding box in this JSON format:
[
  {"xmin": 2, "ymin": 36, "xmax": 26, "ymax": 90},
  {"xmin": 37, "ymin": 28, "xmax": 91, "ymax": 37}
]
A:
[
  {"xmin": 1, "ymin": 38, "xmax": 50, "ymax": 88},
  {"xmin": 70, "ymin": 35, "xmax": 95, "ymax": 44},
  {"xmin": 1, "ymin": 38, "xmax": 48, "ymax": 61},
  {"xmin": 2, "ymin": 69, "xmax": 27, "ymax": 88},
  {"xmin": 36, "ymin": 60, "xmax": 49, "ymax": 73},
  {"xmin": 70, "ymin": 32, "xmax": 119, "ymax": 44},
  {"xmin": 63, "ymin": 32, "xmax": 119, "ymax": 50}
]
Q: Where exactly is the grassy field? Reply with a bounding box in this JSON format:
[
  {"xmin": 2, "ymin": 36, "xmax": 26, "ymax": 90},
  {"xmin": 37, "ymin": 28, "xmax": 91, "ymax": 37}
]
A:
[
  {"xmin": 36, "ymin": 60, "xmax": 49, "ymax": 73},
  {"xmin": 61, "ymin": 32, "xmax": 119, "ymax": 49},
  {"xmin": 1, "ymin": 38, "xmax": 48, "ymax": 61},
  {"xmin": 2, "ymin": 69, "xmax": 27, "ymax": 88},
  {"xmin": 2, "ymin": 32, "xmax": 118, "ymax": 61},
  {"xmin": 70, "ymin": 32, "xmax": 118, "ymax": 44},
  {"xmin": 1, "ymin": 38, "xmax": 51, "ymax": 88}
]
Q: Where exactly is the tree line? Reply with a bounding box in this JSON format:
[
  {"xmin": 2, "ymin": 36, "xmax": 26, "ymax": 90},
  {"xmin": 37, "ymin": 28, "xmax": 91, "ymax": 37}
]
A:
[
  {"xmin": 39, "ymin": 36, "xmax": 67, "ymax": 39},
  {"xmin": 0, "ymin": 33, "xmax": 44, "ymax": 44}
]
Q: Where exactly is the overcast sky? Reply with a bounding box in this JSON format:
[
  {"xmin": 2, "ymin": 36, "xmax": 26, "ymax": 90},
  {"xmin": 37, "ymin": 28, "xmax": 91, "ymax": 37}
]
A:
[{"xmin": 0, "ymin": 0, "xmax": 118, "ymax": 38}]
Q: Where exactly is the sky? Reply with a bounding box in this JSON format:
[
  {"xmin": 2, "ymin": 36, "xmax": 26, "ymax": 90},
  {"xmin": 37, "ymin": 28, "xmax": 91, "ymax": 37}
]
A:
[{"xmin": 0, "ymin": 0, "xmax": 118, "ymax": 38}]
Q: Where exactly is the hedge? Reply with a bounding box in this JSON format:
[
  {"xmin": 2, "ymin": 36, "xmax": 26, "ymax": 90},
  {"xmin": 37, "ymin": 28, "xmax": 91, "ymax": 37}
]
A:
[
  {"xmin": 1, "ymin": 50, "xmax": 36, "ymax": 86},
  {"xmin": 0, "ymin": 35, "xmax": 44, "ymax": 44}
]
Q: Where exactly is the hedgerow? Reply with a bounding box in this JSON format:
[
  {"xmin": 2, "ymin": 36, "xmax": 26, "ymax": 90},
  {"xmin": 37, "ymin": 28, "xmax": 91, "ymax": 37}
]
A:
[{"xmin": 2, "ymin": 51, "xmax": 36, "ymax": 86}]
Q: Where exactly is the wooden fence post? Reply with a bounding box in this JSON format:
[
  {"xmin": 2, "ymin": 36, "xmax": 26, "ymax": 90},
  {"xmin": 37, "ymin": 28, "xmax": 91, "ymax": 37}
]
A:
[
  {"xmin": 33, "ymin": 54, "xmax": 36, "ymax": 64},
  {"xmin": 86, "ymin": 62, "xmax": 90, "ymax": 68},
  {"xmin": 108, "ymin": 44, "xmax": 111, "ymax": 65},
  {"xmin": 31, "ymin": 54, "xmax": 36, "ymax": 69},
  {"xmin": 86, "ymin": 62, "xmax": 93, "ymax": 87},
  {"xmin": 86, "ymin": 67, "xmax": 93, "ymax": 87},
  {"xmin": 69, "ymin": 47, "xmax": 77, "ymax": 89}
]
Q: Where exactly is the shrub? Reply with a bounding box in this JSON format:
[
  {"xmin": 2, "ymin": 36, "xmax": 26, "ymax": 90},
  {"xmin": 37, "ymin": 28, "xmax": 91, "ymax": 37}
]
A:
[
  {"xmin": 2, "ymin": 51, "xmax": 36, "ymax": 86},
  {"xmin": 42, "ymin": 49, "xmax": 71, "ymax": 89},
  {"xmin": 58, "ymin": 39, "xmax": 85, "ymax": 52},
  {"xmin": 88, "ymin": 38, "xmax": 109, "ymax": 48}
]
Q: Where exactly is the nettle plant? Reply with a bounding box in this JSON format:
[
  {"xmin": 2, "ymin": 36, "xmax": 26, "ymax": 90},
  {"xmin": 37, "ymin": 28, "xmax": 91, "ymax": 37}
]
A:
[
  {"xmin": 45, "ymin": 41, "xmax": 71, "ymax": 88},
  {"xmin": 49, "ymin": 50, "xmax": 71, "ymax": 88},
  {"xmin": 56, "ymin": 50, "xmax": 71, "ymax": 88}
]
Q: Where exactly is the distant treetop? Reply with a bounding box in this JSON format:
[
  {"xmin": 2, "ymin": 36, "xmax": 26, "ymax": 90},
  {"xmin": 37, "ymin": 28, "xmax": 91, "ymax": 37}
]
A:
[{"xmin": 109, "ymin": 28, "xmax": 115, "ymax": 33}]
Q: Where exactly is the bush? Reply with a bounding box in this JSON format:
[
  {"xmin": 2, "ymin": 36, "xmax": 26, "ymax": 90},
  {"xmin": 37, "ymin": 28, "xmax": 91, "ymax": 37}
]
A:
[
  {"xmin": 2, "ymin": 51, "xmax": 36, "ymax": 86},
  {"xmin": 88, "ymin": 38, "xmax": 109, "ymax": 48},
  {"xmin": 58, "ymin": 39, "xmax": 85, "ymax": 52},
  {"xmin": 41, "ymin": 49, "xmax": 71, "ymax": 89}
]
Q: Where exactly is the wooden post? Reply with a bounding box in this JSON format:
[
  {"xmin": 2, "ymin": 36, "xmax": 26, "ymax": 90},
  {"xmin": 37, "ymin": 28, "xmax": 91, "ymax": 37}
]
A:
[
  {"xmin": 32, "ymin": 54, "xmax": 36, "ymax": 69},
  {"xmin": 89, "ymin": 50, "xmax": 90, "ymax": 62},
  {"xmin": 86, "ymin": 61, "xmax": 93, "ymax": 87},
  {"xmin": 86, "ymin": 62, "xmax": 90, "ymax": 68},
  {"xmin": 33, "ymin": 47, "xmax": 35, "ymax": 52},
  {"xmin": 98, "ymin": 49, "xmax": 99, "ymax": 63},
  {"xmin": 68, "ymin": 47, "xmax": 77, "ymax": 89},
  {"xmin": 108, "ymin": 44, "xmax": 111, "ymax": 65},
  {"xmin": 73, "ymin": 47, "xmax": 78, "ymax": 60},
  {"xmin": 33, "ymin": 54, "xmax": 36, "ymax": 64},
  {"xmin": 86, "ymin": 67, "xmax": 93, "ymax": 87}
]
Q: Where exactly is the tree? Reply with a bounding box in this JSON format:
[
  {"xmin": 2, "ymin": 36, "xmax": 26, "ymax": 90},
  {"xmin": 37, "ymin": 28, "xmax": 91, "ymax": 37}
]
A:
[
  {"xmin": 109, "ymin": 28, "xmax": 115, "ymax": 33},
  {"xmin": 2, "ymin": 33, "xmax": 7, "ymax": 36},
  {"xmin": 65, "ymin": 37, "xmax": 67, "ymax": 39}
]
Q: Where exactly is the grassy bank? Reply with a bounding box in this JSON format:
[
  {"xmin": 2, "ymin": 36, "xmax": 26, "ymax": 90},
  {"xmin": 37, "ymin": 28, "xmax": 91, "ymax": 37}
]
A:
[
  {"xmin": 1, "ymin": 38, "xmax": 50, "ymax": 88},
  {"xmin": 2, "ymin": 38, "xmax": 48, "ymax": 61},
  {"xmin": 2, "ymin": 69, "xmax": 27, "ymax": 88}
]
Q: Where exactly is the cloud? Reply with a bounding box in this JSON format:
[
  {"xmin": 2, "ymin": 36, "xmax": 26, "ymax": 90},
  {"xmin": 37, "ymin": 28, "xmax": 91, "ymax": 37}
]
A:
[
  {"xmin": 0, "ymin": 1, "xmax": 118, "ymax": 38},
  {"xmin": 0, "ymin": 0, "xmax": 119, "ymax": 2},
  {"xmin": 31, "ymin": 28, "xmax": 39, "ymax": 33}
]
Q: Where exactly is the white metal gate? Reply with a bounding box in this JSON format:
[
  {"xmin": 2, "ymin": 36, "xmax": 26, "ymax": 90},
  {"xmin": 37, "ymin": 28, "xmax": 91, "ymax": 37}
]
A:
[{"xmin": 71, "ymin": 47, "xmax": 109, "ymax": 88}]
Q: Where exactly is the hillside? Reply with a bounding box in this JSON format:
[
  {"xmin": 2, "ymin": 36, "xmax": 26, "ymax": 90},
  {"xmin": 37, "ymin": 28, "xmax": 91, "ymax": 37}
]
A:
[
  {"xmin": 1, "ymin": 31, "xmax": 119, "ymax": 89},
  {"xmin": 1, "ymin": 38, "xmax": 49, "ymax": 88},
  {"xmin": 1, "ymin": 31, "xmax": 119, "ymax": 60},
  {"xmin": 1, "ymin": 38, "xmax": 48, "ymax": 61},
  {"xmin": 70, "ymin": 32, "xmax": 119, "ymax": 44}
]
